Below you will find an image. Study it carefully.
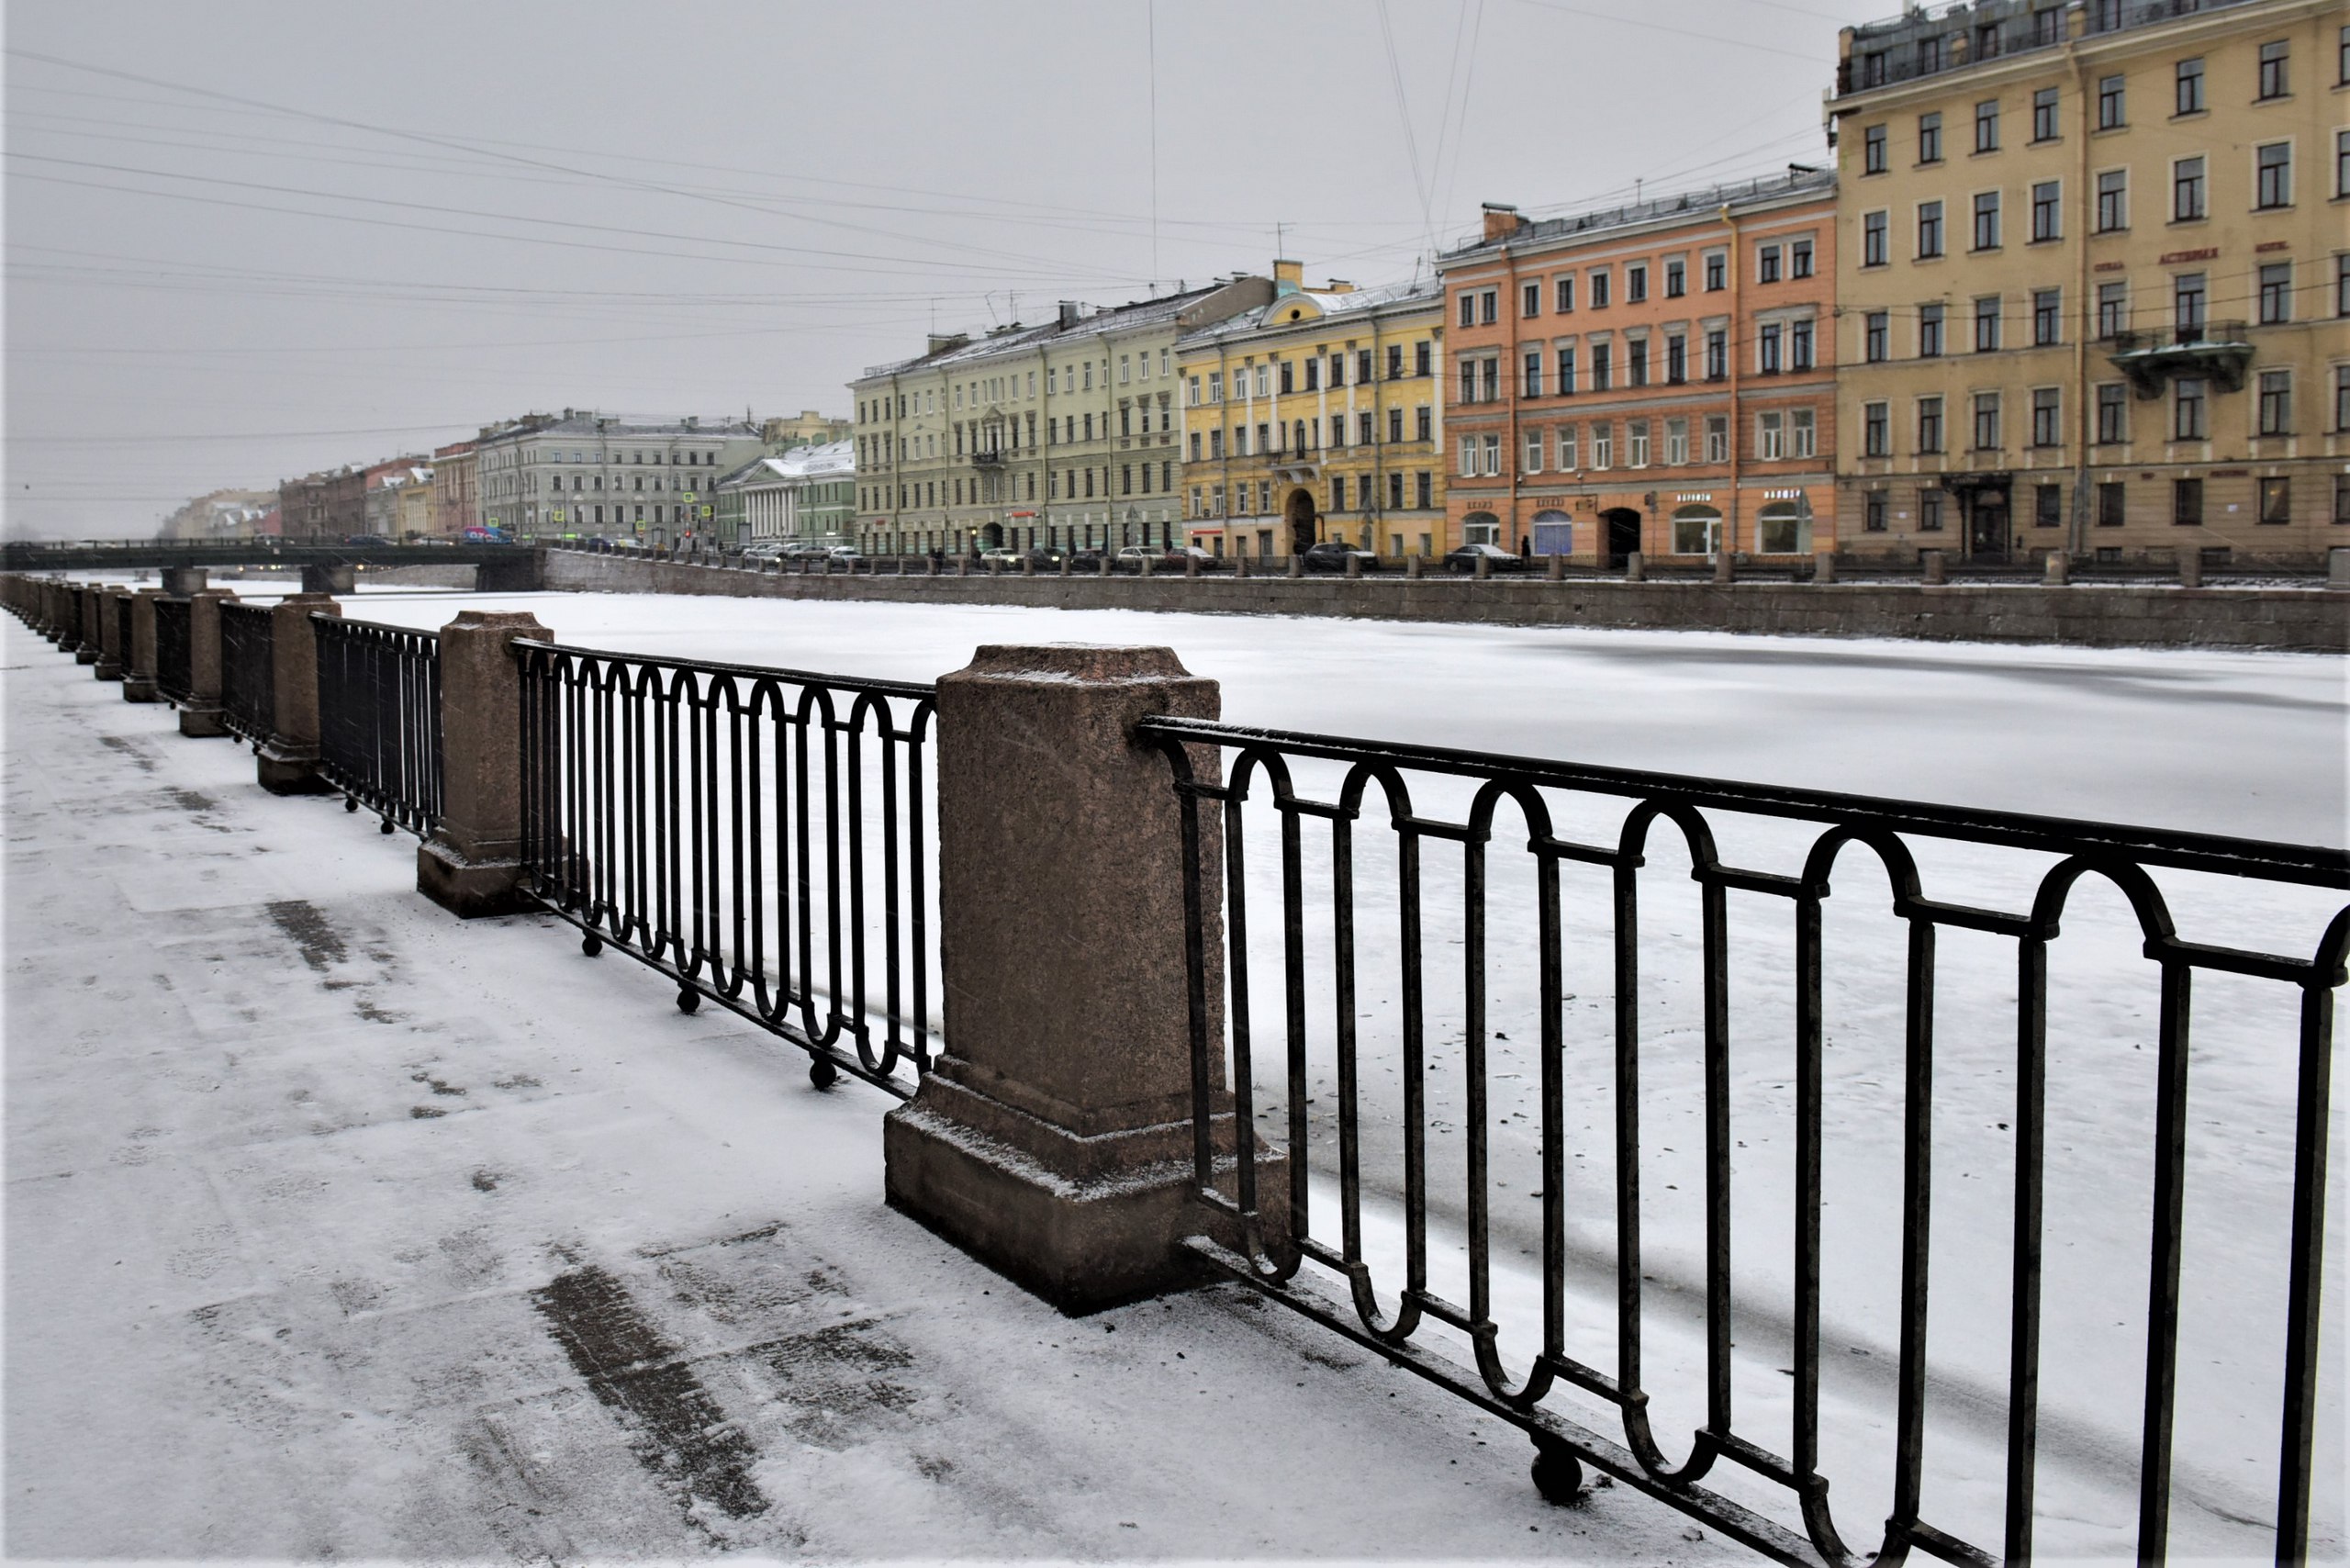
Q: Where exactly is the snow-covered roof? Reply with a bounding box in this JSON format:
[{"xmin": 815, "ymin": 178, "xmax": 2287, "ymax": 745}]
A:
[{"xmin": 1176, "ymin": 277, "xmax": 1440, "ymax": 352}]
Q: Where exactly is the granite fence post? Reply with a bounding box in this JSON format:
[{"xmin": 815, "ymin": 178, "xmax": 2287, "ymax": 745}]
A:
[
  {"xmin": 1922, "ymin": 551, "xmax": 1947, "ymax": 585},
  {"xmin": 417, "ymin": 610, "xmax": 552, "ymax": 917},
  {"xmin": 1813, "ymin": 550, "xmax": 1838, "ymax": 585},
  {"xmin": 73, "ymin": 587, "xmax": 101, "ymax": 663},
  {"xmin": 123, "ymin": 588, "xmax": 162, "ymax": 701},
  {"xmin": 883, "ymin": 644, "xmax": 1278, "ymax": 1311},
  {"xmin": 256, "ymin": 592, "xmax": 341, "ymax": 794},
  {"xmin": 179, "ymin": 588, "xmax": 236, "ymax": 736},
  {"xmin": 2179, "ymin": 547, "xmax": 2203, "ymax": 588},
  {"xmin": 1625, "ymin": 551, "xmax": 1645, "ymax": 582},
  {"xmin": 2043, "ymin": 551, "xmax": 2069, "ymax": 587},
  {"xmin": 95, "ymin": 588, "xmax": 127, "ymax": 681}
]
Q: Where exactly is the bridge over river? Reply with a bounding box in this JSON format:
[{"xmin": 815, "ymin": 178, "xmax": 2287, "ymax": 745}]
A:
[{"xmin": 1, "ymin": 537, "xmax": 543, "ymax": 592}]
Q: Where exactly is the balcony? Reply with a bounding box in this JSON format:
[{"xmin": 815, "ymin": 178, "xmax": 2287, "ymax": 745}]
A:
[
  {"xmin": 971, "ymin": 449, "xmax": 1004, "ymax": 467},
  {"xmin": 2109, "ymin": 321, "xmax": 2251, "ymax": 398}
]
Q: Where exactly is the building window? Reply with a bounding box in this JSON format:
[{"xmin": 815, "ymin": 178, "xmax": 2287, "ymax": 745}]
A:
[
  {"xmin": 1556, "ymin": 275, "xmax": 1575, "ymax": 313},
  {"xmin": 1557, "ymin": 424, "xmax": 1579, "ymax": 470},
  {"xmin": 1863, "ymin": 124, "xmax": 1887, "ymax": 174},
  {"xmin": 1919, "ymin": 303, "xmax": 1944, "ymax": 357},
  {"xmin": 1793, "ymin": 240, "xmax": 1814, "ymax": 278},
  {"xmin": 2176, "ymin": 57, "xmax": 2204, "ymax": 116},
  {"xmin": 1628, "ymin": 337, "xmax": 1650, "ymax": 386},
  {"xmin": 2098, "ymin": 73, "xmax": 2126, "ymax": 129},
  {"xmin": 1665, "ymin": 259, "xmax": 1686, "ymax": 297},
  {"xmin": 2033, "ymin": 288, "xmax": 2062, "ymax": 346},
  {"xmin": 1975, "ymin": 98, "xmax": 2000, "ymax": 152},
  {"xmin": 1524, "ymin": 429, "xmax": 1544, "ymax": 473},
  {"xmin": 1919, "ymin": 111, "xmax": 1942, "ymax": 164},
  {"xmin": 2031, "ymin": 180, "xmax": 2061, "ymax": 241},
  {"xmin": 1590, "ymin": 269, "xmax": 1611, "ymax": 308},
  {"xmin": 2031, "ymin": 87, "xmax": 2059, "ymax": 142},
  {"xmin": 1972, "ymin": 190, "xmax": 2001, "ymax": 250},
  {"xmin": 1592, "ymin": 342, "xmax": 1612, "ymax": 391},
  {"xmin": 1704, "ymin": 416, "xmax": 1729, "ymax": 463},
  {"xmin": 1792, "ymin": 407, "xmax": 1817, "ymax": 459},
  {"xmin": 2098, "ymin": 481, "xmax": 2126, "ymax": 526},
  {"xmin": 2255, "ymin": 142, "xmax": 2292, "ymax": 209},
  {"xmin": 1666, "ymin": 418, "xmax": 1689, "ymax": 465},
  {"xmin": 1666, "ymin": 333, "xmax": 1687, "ymax": 383},
  {"xmin": 2035, "ymin": 483, "xmax": 2063, "ymax": 527},
  {"xmin": 2031, "ymin": 387, "xmax": 2062, "ymax": 447},
  {"xmin": 2096, "ymin": 383, "xmax": 2128, "ymax": 444},
  {"xmin": 2257, "ymin": 39, "xmax": 2288, "ymax": 100},
  {"xmin": 1591, "ymin": 423, "xmax": 1614, "ymax": 468},
  {"xmin": 1973, "ymin": 392, "xmax": 2001, "ymax": 450},
  {"xmin": 1627, "ymin": 263, "xmax": 1650, "ymax": 302},
  {"xmin": 2259, "ymin": 263, "xmax": 2293, "ymax": 324},
  {"xmin": 1557, "ymin": 346, "xmax": 1578, "ymax": 395},
  {"xmin": 1481, "ymin": 289, "xmax": 1499, "ymax": 324},
  {"xmin": 1863, "ymin": 210, "xmax": 1888, "ymax": 267},
  {"xmin": 1522, "ymin": 281, "xmax": 1542, "ymax": 319},
  {"xmin": 1458, "ymin": 436, "xmax": 1477, "ymax": 476},
  {"xmin": 1919, "ymin": 489, "xmax": 1944, "ymax": 531},
  {"xmin": 2337, "ymin": 364, "xmax": 2350, "ymax": 431},
  {"xmin": 2258, "ymin": 370, "xmax": 2292, "ymax": 435},
  {"xmin": 1628, "ymin": 420, "xmax": 1651, "ymax": 467},
  {"xmin": 2173, "ymin": 156, "xmax": 2206, "ymax": 220},
  {"xmin": 2175, "ymin": 376, "xmax": 2208, "ymax": 439},
  {"xmin": 1975, "ymin": 296, "xmax": 2002, "ymax": 352},
  {"xmin": 1758, "ymin": 245, "xmax": 1782, "ymax": 284},
  {"xmin": 1864, "ymin": 492, "xmax": 1887, "ymax": 532},
  {"xmin": 1919, "ymin": 396, "xmax": 1945, "ymax": 453},
  {"xmin": 2175, "ymin": 273, "xmax": 2206, "ymax": 332},
  {"xmin": 1918, "ymin": 200, "xmax": 1944, "ymax": 257},
  {"xmin": 2173, "ymin": 477, "xmax": 2203, "ymax": 525},
  {"xmin": 1861, "ymin": 403, "xmax": 1886, "ymax": 457},
  {"xmin": 1759, "ymin": 410, "xmax": 1786, "ymax": 460},
  {"xmin": 2259, "ymin": 476, "xmax": 2290, "ymax": 524},
  {"xmin": 2096, "ymin": 169, "xmax": 2129, "ymax": 231},
  {"xmin": 1791, "ymin": 319, "xmax": 1814, "ymax": 371},
  {"xmin": 1416, "ymin": 342, "xmax": 1433, "ymax": 376},
  {"xmin": 1705, "ymin": 329, "xmax": 1727, "ymax": 380},
  {"xmin": 1865, "ymin": 311, "xmax": 1889, "ymax": 362},
  {"xmin": 1524, "ymin": 350, "xmax": 1544, "ymax": 398},
  {"xmin": 1760, "ymin": 323, "xmax": 1783, "ymax": 374}
]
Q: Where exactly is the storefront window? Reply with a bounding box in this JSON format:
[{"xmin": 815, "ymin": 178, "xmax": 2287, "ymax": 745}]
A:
[
  {"xmin": 1757, "ymin": 499, "xmax": 1813, "ymax": 554},
  {"xmin": 1672, "ymin": 504, "xmax": 1721, "ymax": 555}
]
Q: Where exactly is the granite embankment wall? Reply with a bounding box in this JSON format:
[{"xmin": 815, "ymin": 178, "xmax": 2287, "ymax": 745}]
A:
[{"xmin": 542, "ymin": 551, "xmax": 2345, "ymax": 653}]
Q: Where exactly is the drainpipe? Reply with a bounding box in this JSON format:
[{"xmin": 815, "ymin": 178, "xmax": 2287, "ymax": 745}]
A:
[
  {"xmin": 1722, "ymin": 203, "xmax": 1746, "ymax": 560},
  {"xmin": 1505, "ymin": 249, "xmax": 1522, "ymax": 552},
  {"xmin": 2067, "ymin": 13, "xmax": 2093, "ymax": 557},
  {"xmin": 1371, "ymin": 309, "xmax": 1387, "ymax": 553}
]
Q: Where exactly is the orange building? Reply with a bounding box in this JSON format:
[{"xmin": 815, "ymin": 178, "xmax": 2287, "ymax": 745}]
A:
[{"xmin": 1437, "ymin": 171, "xmax": 1839, "ymax": 565}]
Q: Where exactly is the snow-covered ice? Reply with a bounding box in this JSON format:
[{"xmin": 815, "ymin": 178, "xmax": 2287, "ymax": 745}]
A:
[{"xmin": 6, "ymin": 587, "xmax": 2342, "ymax": 1562}]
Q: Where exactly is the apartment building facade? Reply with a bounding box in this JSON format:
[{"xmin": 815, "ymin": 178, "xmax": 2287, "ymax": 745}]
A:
[
  {"xmin": 1173, "ymin": 263, "xmax": 1447, "ymax": 561},
  {"xmin": 1830, "ymin": 0, "xmax": 2345, "ymax": 565},
  {"xmin": 715, "ymin": 440, "xmax": 856, "ymax": 547},
  {"xmin": 431, "ymin": 440, "xmax": 479, "ymax": 539},
  {"xmin": 1438, "ymin": 172, "xmax": 1839, "ymax": 566},
  {"xmin": 849, "ymin": 277, "xmax": 1274, "ymax": 557},
  {"xmin": 474, "ymin": 412, "xmax": 766, "ymax": 543}
]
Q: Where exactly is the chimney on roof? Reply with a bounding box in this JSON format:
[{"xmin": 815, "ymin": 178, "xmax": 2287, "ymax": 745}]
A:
[
  {"xmin": 1325, "ymin": 278, "xmax": 1355, "ymax": 294},
  {"xmin": 1271, "ymin": 257, "xmax": 1304, "ymax": 296},
  {"xmin": 1058, "ymin": 300, "xmax": 1080, "ymax": 329},
  {"xmin": 1481, "ymin": 202, "xmax": 1521, "ymax": 241}
]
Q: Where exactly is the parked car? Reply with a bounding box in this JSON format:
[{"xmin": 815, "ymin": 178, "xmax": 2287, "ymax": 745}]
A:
[
  {"xmin": 1022, "ymin": 546, "xmax": 1069, "ymax": 571},
  {"xmin": 342, "ymin": 533, "xmax": 392, "ymax": 547},
  {"xmin": 1443, "ymin": 543, "xmax": 1528, "ymax": 574},
  {"xmin": 1069, "ymin": 548, "xmax": 1108, "ymax": 571},
  {"xmin": 1301, "ymin": 541, "xmax": 1380, "ymax": 573},
  {"xmin": 740, "ymin": 540, "xmax": 788, "ymax": 561},
  {"xmin": 979, "ymin": 547, "xmax": 1023, "ymax": 567},
  {"xmin": 1160, "ymin": 545, "xmax": 1219, "ymax": 568},
  {"xmin": 826, "ymin": 545, "xmax": 863, "ymax": 563},
  {"xmin": 462, "ymin": 525, "xmax": 513, "ymax": 544}
]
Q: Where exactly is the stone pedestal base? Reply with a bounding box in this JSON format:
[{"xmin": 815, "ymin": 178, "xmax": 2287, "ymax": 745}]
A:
[
  {"xmin": 122, "ymin": 677, "xmax": 156, "ymax": 702},
  {"xmin": 416, "ymin": 837, "xmax": 530, "ymax": 918},
  {"xmin": 256, "ymin": 741, "xmax": 328, "ymax": 794},
  {"xmin": 884, "ymin": 1056, "xmax": 1284, "ymax": 1313},
  {"xmin": 178, "ymin": 704, "xmax": 228, "ymax": 738},
  {"xmin": 73, "ymin": 646, "xmax": 99, "ymax": 666},
  {"xmin": 95, "ymin": 657, "xmax": 123, "ymax": 681}
]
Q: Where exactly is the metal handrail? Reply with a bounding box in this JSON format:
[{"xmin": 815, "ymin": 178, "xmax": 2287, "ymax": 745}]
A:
[{"xmin": 313, "ymin": 613, "xmax": 442, "ymax": 837}]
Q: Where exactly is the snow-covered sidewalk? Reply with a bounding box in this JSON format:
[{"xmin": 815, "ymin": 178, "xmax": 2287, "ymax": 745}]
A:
[{"xmin": 3, "ymin": 617, "xmax": 1751, "ymax": 1561}]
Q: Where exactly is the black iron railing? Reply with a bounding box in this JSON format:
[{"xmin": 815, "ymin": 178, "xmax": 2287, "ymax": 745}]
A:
[
  {"xmin": 514, "ymin": 640, "xmax": 939, "ymax": 1096},
  {"xmin": 314, "ymin": 614, "xmax": 442, "ymax": 836},
  {"xmin": 219, "ymin": 602, "xmax": 274, "ymax": 745},
  {"xmin": 154, "ymin": 597, "xmax": 192, "ymax": 704},
  {"xmin": 1141, "ymin": 716, "xmax": 2347, "ymax": 1568}
]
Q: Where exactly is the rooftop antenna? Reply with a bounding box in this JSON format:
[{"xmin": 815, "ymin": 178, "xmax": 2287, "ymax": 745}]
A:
[{"xmin": 1147, "ymin": 0, "xmax": 1161, "ymax": 292}]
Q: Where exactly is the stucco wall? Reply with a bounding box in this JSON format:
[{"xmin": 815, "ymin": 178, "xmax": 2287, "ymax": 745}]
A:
[{"xmin": 541, "ymin": 550, "xmax": 2344, "ymax": 654}]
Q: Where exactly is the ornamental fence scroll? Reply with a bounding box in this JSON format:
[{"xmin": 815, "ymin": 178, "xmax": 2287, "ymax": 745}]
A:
[
  {"xmin": 154, "ymin": 597, "xmax": 192, "ymax": 706},
  {"xmin": 1138, "ymin": 715, "xmax": 2347, "ymax": 1568},
  {"xmin": 313, "ymin": 614, "xmax": 442, "ymax": 838},
  {"xmin": 218, "ymin": 602, "xmax": 274, "ymax": 745},
  {"xmin": 512, "ymin": 640, "xmax": 938, "ymax": 1097}
]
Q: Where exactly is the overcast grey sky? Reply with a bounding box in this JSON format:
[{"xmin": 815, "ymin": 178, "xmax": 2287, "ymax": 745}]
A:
[{"xmin": 4, "ymin": 0, "xmax": 1880, "ymax": 539}]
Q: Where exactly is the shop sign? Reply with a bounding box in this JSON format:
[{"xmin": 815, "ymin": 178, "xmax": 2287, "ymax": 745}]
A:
[
  {"xmin": 1763, "ymin": 488, "xmax": 1804, "ymax": 500},
  {"xmin": 1673, "ymin": 493, "xmax": 1714, "ymax": 503}
]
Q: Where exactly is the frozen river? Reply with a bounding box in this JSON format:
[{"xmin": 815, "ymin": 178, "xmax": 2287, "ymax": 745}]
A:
[{"xmin": 162, "ymin": 577, "xmax": 2350, "ymax": 1559}]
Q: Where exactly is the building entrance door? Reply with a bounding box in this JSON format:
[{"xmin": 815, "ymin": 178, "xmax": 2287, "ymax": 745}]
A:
[
  {"xmin": 1602, "ymin": 508, "xmax": 1643, "ymax": 566},
  {"xmin": 1965, "ymin": 490, "xmax": 2009, "ymax": 561},
  {"xmin": 1284, "ymin": 489, "xmax": 1317, "ymax": 555}
]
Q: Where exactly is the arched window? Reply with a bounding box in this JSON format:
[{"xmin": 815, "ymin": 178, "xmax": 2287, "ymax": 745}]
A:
[
  {"xmin": 1462, "ymin": 510, "xmax": 1500, "ymax": 545},
  {"xmin": 1671, "ymin": 503, "xmax": 1722, "ymax": 555},
  {"xmin": 1531, "ymin": 509, "xmax": 1573, "ymax": 556},
  {"xmin": 1757, "ymin": 498, "xmax": 1813, "ymax": 554}
]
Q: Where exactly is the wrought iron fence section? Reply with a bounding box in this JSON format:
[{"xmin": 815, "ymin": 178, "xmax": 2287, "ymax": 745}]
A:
[
  {"xmin": 154, "ymin": 596, "xmax": 192, "ymax": 704},
  {"xmin": 514, "ymin": 638, "xmax": 939, "ymax": 1098},
  {"xmin": 218, "ymin": 602, "xmax": 274, "ymax": 745},
  {"xmin": 313, "ymin": 614, "xmax": 442, "ymax": 837},
  {"xmin": 1138, "ymin": 714, "xmax": 2347, "ymax": 1568}
]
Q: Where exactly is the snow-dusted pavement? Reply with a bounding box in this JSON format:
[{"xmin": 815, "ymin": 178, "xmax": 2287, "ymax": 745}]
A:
[{"xmin": 3, "ymin": 612, "xmax": 1750, "ymax": 1561}]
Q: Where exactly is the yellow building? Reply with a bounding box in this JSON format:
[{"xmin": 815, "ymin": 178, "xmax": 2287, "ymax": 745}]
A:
[
  {"xmin": 1175, "ymin": 263, "xmax": 1448, "ymax": 561},
  {"xmin": 1829, "ymin": 0, "xmax": 2345, "ymax": 566}
]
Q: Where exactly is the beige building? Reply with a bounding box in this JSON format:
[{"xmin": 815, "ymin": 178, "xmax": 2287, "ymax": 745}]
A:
[
  {"xmin": 849, "ymin": 278, "xmax": 1275, "ymax": 557},
  {"xmin": 761, "ymin": 409, "xmax": 851, "ymax": 447},
  {"xmin": 1829, "ymin": 0, "xmax": 2345, "ymax": 566},
  {"xmin": 1174, "ymin": 263, "xmax": 1447, "ymax": 562}
]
